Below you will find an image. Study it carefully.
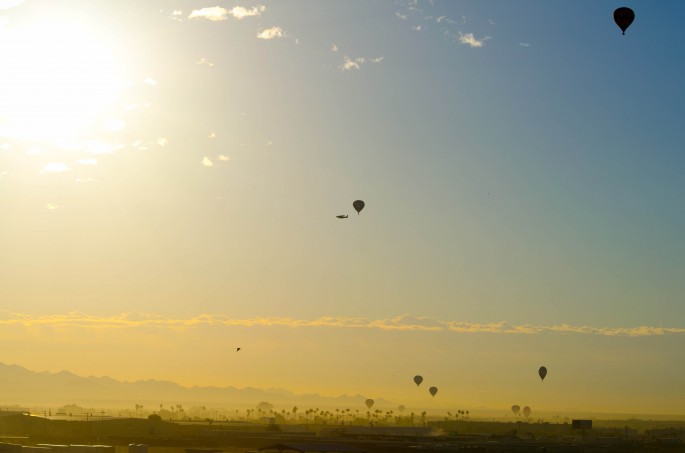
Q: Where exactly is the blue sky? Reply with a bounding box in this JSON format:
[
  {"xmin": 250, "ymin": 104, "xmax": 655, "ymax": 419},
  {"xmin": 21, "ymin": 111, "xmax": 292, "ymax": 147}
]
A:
[{"xmin": 1, "ymin": 0, "xmax": 684, "ymax": 415}]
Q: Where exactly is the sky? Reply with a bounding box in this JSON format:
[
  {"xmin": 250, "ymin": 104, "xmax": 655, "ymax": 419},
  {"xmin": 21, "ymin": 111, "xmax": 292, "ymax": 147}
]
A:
[{"xmin": 1, "ymin": 0, "xmax": 685, "ymax": 417}]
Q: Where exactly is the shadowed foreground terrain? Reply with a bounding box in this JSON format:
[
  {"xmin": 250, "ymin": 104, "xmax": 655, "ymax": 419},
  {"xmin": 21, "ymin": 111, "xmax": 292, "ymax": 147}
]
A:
[{"xmin": 1, "ymin": 413, "xmax": 684, "ymax": 452}]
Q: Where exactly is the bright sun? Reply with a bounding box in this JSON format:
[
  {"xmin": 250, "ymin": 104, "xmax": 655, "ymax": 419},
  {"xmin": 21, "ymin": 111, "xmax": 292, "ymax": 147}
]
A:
[{"xmin": 0, "ymin": 16, "xmax": 125, "ymax": 143}]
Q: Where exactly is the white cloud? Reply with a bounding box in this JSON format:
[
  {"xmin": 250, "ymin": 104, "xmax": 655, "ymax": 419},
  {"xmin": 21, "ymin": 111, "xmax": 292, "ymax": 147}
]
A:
[
  {"xmin": 229, "ymin": 5, "xmax": 266, "ymax": 19},
  {"xmin": 188, "ymin": 5, "xmax": 265, "ymax": 21},
  {"xmin": 188, "ymin": 6, "xmax": 229, "ymax": 21},
  {"xmin": 202, "ymin": 156, "xmax": 214, "ymax": 167},
  {"xmin": 0, "ymin": 0, "xmax": 23, "ymax": 9},
  {"xmin": 395, "ymin": 12, "xmax": 408, "ymax": 20},
  {"xmin": 144, "ymin": 77, "xmax": 157, "ymax": 86},
  {"xmin": 77, "ymin": 159, "xmax": 97, "ymax": 165},
  {"xmin": 458, "ymin": 32, "xmax": 489, "ymax": 48},
  {"xmin": 257, "ymin": 26, "xmax": 285, "ymax": 40},
  {"xmin": 339, "ymin": 56, "xmax": 384, "ymax": 71},
  {"xmin": 103, "ymin": 118, "xmax": 125, "ymax": 132},
  {"xmin": 197, "ymin": 57, "xmax": 215, "ymax": 67},
  {"xmin": 436, "ymin": 15, "xmax": 457, "ymax": 25},
  {"xmin": 40, "ymin": 163, "xmax": 70, "ymax": 174},
  {"xmin": 156, "ymin": 137, "xmax": 168, "ymax": 146},
  {"xmin": 519, "ymin": 42, "xmax": 530, "ymax": 47},
  {"xmin": 87, "ymin": 141, "xmax": 124, "ymax": 154},
  {"xmin": 45, "ymin": 203, "xmax": 60, "ymax": 211},
  {"xmin": 331, "ymin": 43, "xmax": 338, "ymax": 52},
  {"xmin": 217, "ymin": 154, "xmax": 230, "ymax": 161},
  {"xmin": 340, "ymin": 57, "xmax": 361, "ymax": 71},
  {"xmin": 412, "ymin": 25, "xmax": 423, "ymax": 31}
]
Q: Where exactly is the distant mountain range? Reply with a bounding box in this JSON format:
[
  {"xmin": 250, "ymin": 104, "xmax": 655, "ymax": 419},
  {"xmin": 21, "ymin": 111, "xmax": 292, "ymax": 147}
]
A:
[{"xmin": 0, "ymin": 362, "xmax": 393, "ymax": 410}]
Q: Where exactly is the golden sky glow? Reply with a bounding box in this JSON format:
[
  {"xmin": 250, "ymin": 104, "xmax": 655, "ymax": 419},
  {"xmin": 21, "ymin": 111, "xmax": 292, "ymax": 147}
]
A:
[{"xmin": 2, "ymin": 0, "xmax": 685, "ymax": 418}]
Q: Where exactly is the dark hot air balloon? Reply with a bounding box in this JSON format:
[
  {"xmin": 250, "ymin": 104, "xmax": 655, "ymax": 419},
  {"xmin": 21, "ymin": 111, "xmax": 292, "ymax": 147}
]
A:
[
  {"xmin": 353, "ymin": 200, "xmax": 365, "ymax": 215},
  {"xmin": 614, "ymin": 7, "xmax": 634, "ymax": 35},
  {"xmin": 538, "ymin": 366, "xmax": 547, "ymax": 381},
  {"xmin": 429, "ymin": 386, "xmax": 438, "ymax": 397},
  {"xmin": 523, "ymin": 406, "xmax": 531, "ymax": 418},
  {"xmin": 413, "ymin": 375, "xmax": 423, "ymax": 387},
  {"xmin": 365, "ymin": 398, "xmax": 374, "ymax": 410},
  {"xmin": 511, "ymin": 405, "xmax": 520, "ymax": 416}
]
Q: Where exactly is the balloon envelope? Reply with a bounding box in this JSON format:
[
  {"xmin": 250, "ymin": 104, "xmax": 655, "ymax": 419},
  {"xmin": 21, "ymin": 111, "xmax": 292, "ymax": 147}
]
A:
[
  {"xmin": 429, "ymin": 386, "xmax": 438, "ymax": 397},
  {"xmin": 511, "ymin": 405, "xmax": 520, "ymax": 415},
  {"xmin": 365, "ymin": 398, "xmax": 374, "ymax": 409},
  {"xmin": 523, "ymin": 406, "xmax": 531, "ymax": 418},
  {"xmin": 538, "ymin": 366, "xmax": 547, "ymax": 381},
  {"xmin": 413, "ymin": 375, "xmax": 423, "ymax": 387},
  {"xmin": 613, "ymin": 7, "xmax": 634, "ymax": 34},
  {"xmin": 353, "ymin": 200, "xmax": 365, "ymax": 214}
]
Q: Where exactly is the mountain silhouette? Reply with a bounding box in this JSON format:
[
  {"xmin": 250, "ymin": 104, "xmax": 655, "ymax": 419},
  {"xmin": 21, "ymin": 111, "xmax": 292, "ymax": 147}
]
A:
[{"xmin": 0, "ymin": 362, "xmax": 393, "ymax": 409}]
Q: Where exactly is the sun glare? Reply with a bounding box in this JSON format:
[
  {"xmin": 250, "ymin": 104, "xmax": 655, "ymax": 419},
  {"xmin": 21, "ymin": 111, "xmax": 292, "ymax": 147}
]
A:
[{"xmin": 0, "ymin": 17, "xmax": 125, "ymax": 143}]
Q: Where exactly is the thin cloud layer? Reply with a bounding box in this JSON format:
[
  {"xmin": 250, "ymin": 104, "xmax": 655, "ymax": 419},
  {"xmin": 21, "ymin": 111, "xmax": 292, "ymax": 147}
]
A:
[{"xmin": 0, "ymin": 311, "xmax": 682, "ymax": 337}]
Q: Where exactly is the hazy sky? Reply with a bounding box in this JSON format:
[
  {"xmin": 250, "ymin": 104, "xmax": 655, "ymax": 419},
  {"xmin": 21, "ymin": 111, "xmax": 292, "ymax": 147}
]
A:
[{"xmin": 1, "ymin": 0, "xmax": 684, "ymax": 416}]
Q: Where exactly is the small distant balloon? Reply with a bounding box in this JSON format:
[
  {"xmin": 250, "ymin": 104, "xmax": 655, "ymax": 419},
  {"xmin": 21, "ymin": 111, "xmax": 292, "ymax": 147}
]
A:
[
  {"xmin": 523, "ymin": 406, "xmax": 531, "ymax": 418},
  {"xmin": 429, "ymin": 386, "xmax": 438, "ymax": 397},
  {"xmin": 365, "ymin": 398, "xmax": 374, "ymax": 410},
  {"xmin": 413, "ymin": 375, "xmax": 423, "ymax": 387},
  {"xmin": 613, "ymin": 7, "xmax": 634, "ymax": 35},
  {"xmin": 538, "ymin": 366, "xmax": 547, "ymax": 381},
  {"xmin": 353, "ymin": 200, "xmax": 365, "ymax": 215},
  {"xmin": 511, "ymin": 405, "xmax": 520, "ymax": 416}
]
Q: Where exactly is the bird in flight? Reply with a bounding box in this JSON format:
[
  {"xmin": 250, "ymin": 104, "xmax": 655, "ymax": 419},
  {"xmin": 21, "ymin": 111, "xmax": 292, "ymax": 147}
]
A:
[{"xmin": 336, "ymin": 215, "xmax": 348, "ymax": 219}]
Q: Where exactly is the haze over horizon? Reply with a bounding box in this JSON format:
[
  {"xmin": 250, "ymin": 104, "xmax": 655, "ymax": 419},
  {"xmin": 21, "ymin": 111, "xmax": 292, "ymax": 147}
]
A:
[{"xmin": 1, "ymin": 1, "xmax": 684, "ymax": 417}]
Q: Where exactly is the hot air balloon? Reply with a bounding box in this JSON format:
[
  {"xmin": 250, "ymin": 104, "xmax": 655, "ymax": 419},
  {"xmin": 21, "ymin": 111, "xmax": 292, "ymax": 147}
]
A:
[
  {"xmin": 429, "ymin": 386, "xmax": 438, "ymax": 397},
  {"xmin": 523, "ymin": 406, "xmax": 531, "ymax": 418},
  {"xmin": 614, "ymin": 7, "xmax": 634, "ymax": 35},
  {"xmin": 413, "ymin": 375, "xmax": 423, "ymax": 387},
  {"xmin": 511, "ymin": 405, "xmax": 520, "ymax": 416},
  {"xmin": 365, "ymin": 398, "xmax": 374, "ymax": 410},
  {"xmin": 538, "ymin": 366, "xmax": 547, "ymax": 381},
  {"xmin": 353, "ymin": 200, "xmax": 365, "ymax": 215}
]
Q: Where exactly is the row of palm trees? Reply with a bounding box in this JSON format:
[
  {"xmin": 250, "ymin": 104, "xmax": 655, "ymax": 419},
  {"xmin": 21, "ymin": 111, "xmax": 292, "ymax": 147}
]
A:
[{"xmin": 135, "ymin": 403, "xmax": 471, "ymax": 425}]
